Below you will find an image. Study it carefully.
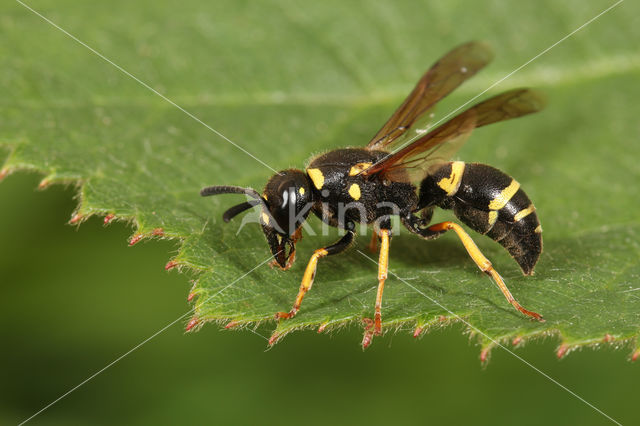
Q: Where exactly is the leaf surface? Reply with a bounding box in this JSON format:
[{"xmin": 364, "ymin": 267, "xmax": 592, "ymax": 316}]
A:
[{"xmin": 2, "ymin": 0, "xmax": 639, "ymax": 356}]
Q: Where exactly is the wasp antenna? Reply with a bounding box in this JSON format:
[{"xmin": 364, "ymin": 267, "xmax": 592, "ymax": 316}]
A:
[
  {"xmin": 200, "ymin": 185, "xmax": 248, "ymax": 197},
  {"xmin": 200, "ymin": 185, "xmax": 270, "ymax": 217},
  {"xmin": 222, "ymin": 200, "xmax": 260, "ymax": 222},
  {"xmin": 200, "ymin": 185, "xmax": 266, "ymax": 201}
]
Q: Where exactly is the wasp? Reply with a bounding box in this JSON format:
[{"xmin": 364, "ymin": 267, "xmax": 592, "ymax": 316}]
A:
[{"xmin": 201, "ymin": 41, "xmax": 545, "ymax": 338}]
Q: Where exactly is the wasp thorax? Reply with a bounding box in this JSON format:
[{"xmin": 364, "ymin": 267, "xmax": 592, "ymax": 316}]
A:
[{"xmin": 262, "ymin": 169, "xmax": 313, "ymax": 235}]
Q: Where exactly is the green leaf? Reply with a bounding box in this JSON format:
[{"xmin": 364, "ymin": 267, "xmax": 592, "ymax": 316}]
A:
[{"xmin": 2, "ymin": 0, "xmax": 639, "ymax": 358}]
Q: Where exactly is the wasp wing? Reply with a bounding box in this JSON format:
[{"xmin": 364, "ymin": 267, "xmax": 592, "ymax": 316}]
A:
[
  {"xmin": 366, "ymin": 41, "xmax": 493, "ymax": 151},
  {"xmin": 363, "ymin": 88, "xmax": 546, "ymax": 182}
]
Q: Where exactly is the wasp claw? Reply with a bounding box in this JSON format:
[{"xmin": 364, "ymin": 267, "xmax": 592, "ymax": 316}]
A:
[{"xmin": 275, "ymin": 310, "xmax": 295, "ymax": 320}]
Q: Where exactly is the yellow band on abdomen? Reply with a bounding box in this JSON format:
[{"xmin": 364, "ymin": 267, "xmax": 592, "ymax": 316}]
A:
[
  {"xmin": 437, "ymin": 161, "xmax": 465, "ymax": 196},
  {"xmin": 488, "ymin": 179, "xmax": 520, "ymax": 210}
]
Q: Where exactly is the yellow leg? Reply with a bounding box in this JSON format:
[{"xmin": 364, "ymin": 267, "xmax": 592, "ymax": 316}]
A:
[
  {"xmin": 275, "ymin": 248, "xmax": 328, "ymax": 319},
  {"xmin": 374, "ymin": 229, "xmax": 391, "ymax": 335},
  {"xmin": 368, "ymin": 232, "xmax": 378, "ymax": 253},
  {"xmin": 428, "ymin": 221, "xmax": 543, "ymax": 321},
  {"xmin": 276, "ymin": 230, "xmax": 355, "ymax": 320}
]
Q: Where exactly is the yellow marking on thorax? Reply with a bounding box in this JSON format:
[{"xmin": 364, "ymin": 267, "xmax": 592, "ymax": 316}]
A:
[
  {"xmin": 348, "ymin": 183, "xmax": 361, "ymax": 200},
  {"xmin": 534, "ymin": 225, "xmax": 543, "ymax": 234},
  {"xmin": 488, "ymin": 210, "xmax": 498, "ymax": 227},
  {"xmin": 437, "ymin": 161, "xmax": 465, "ymax": 196},
  {"xmin": 261, "ymin": 212, "xmax": 270, "ymax": 225},
  {"xmin": 349, "ymin": 162, "xmax": 372, "ymax": 176},
  {"xmin": 298, "ymin": 187, "xmax": 305, "ymax": 195},
  {"xmin": 514, "ymin": 204, "xmax": 536, "ymax": 222},
  {"xmin": 307, "ymin": 168, "xmax": 324, "ymax": 189},
  {"xmin": 488, "ymin": 179, "xmax": 520, "ymax": 210}
]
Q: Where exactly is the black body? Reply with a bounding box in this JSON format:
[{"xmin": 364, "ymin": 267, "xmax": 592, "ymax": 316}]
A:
[
  {"xmin": 301, "ymin": 148, "xmax": 541, "ymax": 274},
  {"xmin": 200, "ymin": 42, "xmax": 547, "ymax": 335},
  {"xmin": 418, "ymin": 161, "xmax": 541, "ymax": 274},
  {"xmin": 305, "ymin": 149, "xmax": 416, "ymax": 228}
]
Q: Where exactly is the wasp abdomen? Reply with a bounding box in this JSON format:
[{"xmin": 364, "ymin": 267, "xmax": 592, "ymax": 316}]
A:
[{"xmin": 419, "ymin": 162, "xmax": 542, "ymax": 275}]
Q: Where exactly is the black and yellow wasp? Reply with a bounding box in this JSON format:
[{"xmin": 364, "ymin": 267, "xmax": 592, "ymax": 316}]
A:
[{"xmin": 201, "ymin": 41, "xmax": 545, "ymax": 338}]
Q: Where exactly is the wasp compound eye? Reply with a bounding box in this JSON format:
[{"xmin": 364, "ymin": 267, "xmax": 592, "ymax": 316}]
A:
[{"xmin": 263, "ymin": 169, "xmax": 313, "ymax": 235}]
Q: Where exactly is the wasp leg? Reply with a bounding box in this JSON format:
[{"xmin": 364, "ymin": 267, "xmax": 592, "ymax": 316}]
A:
[
  {"xmin": 275, "ymin": 226, "xmax": 355, "ymax": 320},
  {"xmin": 374, "ymin": 229, "xmax": 391, "ymax": 335},
  {"xmin": 425, "ymin": 221, "xmax": 543, "ymax": 321},
  {"xmin": 368, "ymin": 232, "xmax": 378, "ymax": 253}
]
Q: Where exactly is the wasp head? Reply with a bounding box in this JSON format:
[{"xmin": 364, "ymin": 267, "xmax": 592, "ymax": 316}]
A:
[
  {"xmin": 260, "ymin": 169, "xmax": 314, "ymax": 268},
  {"xmin": 200, "ymin": 169, "xmax": 314, "ymax": 270}
]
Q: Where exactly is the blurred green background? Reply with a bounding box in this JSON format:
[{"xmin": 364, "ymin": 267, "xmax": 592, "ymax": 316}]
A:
[
  {"xmin": 1, "ymin": 174, "xmax": 636, "ymax": 425},
  {"xmin": 2, "ymin": 0, "xmax": 639, "ymax": 425}
]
